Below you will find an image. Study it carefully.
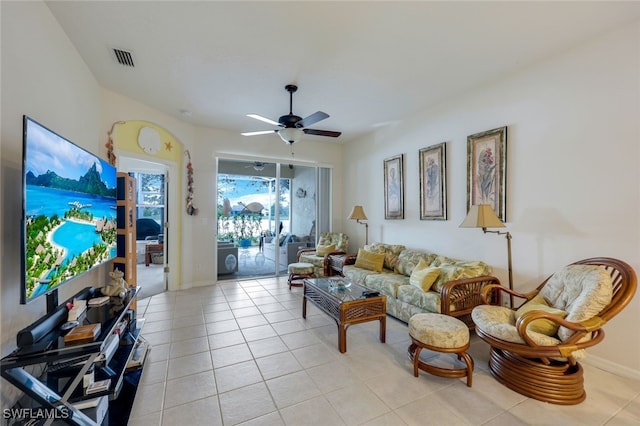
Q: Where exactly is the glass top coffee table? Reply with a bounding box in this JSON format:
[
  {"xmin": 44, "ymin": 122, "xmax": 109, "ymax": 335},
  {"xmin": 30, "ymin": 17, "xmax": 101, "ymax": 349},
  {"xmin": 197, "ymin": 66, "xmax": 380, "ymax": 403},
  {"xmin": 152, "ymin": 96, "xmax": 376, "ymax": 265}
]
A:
[{"xmin": 302, "ymin": 277, "xmax": 387, "ymax": 353}]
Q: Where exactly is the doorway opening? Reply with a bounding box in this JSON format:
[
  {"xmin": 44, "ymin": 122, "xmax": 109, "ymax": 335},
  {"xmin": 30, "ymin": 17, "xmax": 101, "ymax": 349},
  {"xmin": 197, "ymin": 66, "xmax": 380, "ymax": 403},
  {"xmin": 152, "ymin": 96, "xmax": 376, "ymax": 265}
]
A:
[
  {"xmin": 132, "ymin": 171, "xmax": 166, "ymax": 299},
  {"xmin": 118, "ymin": 157, "xmax": 169, "ymax": 299}
]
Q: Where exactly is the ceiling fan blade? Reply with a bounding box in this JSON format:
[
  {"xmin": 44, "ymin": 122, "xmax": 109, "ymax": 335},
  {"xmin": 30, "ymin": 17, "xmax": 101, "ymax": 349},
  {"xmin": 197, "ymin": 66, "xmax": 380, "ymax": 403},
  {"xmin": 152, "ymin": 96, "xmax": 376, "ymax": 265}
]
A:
[
  {"xmin": 241, "ymin": 130, "xmax": 277, "ymax": 136},
  {"xmin": 247, "ymin": 114, "xmax": 281, "ymax": 127},
  {"xmin": 303, "ymin": 128, "xmax": 342, "ymax": 138},
  {"xmin": 296, "ymin": 111, "xmax": 329, "ymax": 128}
]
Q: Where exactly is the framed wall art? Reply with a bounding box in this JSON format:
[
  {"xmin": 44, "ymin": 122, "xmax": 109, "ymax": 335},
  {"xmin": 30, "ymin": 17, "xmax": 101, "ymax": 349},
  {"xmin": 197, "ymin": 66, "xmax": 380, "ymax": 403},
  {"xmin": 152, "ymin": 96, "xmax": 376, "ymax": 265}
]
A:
[
  {"xmin": 466, "ymin": 126, "xmax": 507, "ymax": 221},
  {"xmin": 384, "ymin": 154, "xmax": 404, "ymax": 219},
  {"xmin": 419, "ymin": 142, "xmax": 447, "ymax": 220}
]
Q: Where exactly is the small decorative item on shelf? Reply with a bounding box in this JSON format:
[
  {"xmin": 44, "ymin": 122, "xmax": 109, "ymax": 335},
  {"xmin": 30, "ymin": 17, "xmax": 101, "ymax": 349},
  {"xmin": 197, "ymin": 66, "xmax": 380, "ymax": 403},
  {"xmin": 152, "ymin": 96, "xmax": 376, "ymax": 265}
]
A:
[
  {"xmin": 102, "ymin": 269, "xmax": 128, "ymax": 298},
  {"xmin": 184, "ymin": 150, "xmax": 199, "ymax": 216}
]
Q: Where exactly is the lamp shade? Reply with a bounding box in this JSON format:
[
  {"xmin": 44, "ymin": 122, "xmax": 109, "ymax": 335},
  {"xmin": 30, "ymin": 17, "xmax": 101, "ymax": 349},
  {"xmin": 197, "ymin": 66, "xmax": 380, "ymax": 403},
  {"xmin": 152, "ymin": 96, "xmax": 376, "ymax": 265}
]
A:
[
  {"xmin": 278, "ymin": 128, "xmax": 304, "ymax": 144},
  {"xmin": 348, "ymin": 205, "xmax": 368, "ymax": 221},
  {"xmin": 459, "ymin": 204, "xmax": 505, "ymax": 229}
]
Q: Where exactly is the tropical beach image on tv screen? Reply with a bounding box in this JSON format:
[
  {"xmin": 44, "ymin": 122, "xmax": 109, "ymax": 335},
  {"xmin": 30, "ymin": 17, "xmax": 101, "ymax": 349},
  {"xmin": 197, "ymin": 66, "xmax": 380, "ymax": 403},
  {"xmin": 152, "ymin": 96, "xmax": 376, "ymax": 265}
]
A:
[{"xmin": 23, "ymin": 117, "xmax": 117, "ymax": 303}]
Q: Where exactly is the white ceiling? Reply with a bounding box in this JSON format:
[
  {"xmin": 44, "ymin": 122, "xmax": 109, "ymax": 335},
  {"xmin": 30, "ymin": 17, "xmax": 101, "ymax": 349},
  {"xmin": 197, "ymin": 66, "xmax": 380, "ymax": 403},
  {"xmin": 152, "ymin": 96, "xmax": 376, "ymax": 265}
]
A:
[{"xmin": 46, "ymin": 1, "xmax": 640, "ymax": 144}]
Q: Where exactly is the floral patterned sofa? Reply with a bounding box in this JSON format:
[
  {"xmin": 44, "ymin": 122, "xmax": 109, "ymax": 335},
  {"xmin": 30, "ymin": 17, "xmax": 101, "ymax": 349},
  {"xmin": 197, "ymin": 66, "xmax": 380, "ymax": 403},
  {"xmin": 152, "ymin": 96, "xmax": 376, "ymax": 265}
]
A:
[
  {"xmin": 297, "ymin": 232, "xmax": 349, "ymax": 277},
  {"xmin": 342, "ymin": 243, "xmax": 501, "ymax": 326}
]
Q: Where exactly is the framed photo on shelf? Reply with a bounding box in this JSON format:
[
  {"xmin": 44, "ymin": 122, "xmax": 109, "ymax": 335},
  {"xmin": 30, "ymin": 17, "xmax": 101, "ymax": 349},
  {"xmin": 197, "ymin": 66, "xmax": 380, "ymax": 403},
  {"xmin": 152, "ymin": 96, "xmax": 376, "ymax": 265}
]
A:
[
  {"xmin": 419, "ymin": 142, "xmax": 447, "ymax": 220},
  {"xmin": 384, "ymin": 154, "xmax": 404, "ymax": 219},
  {"xmin": 466, "ymin": 126, "xmax": 507, "ymax": 221}
]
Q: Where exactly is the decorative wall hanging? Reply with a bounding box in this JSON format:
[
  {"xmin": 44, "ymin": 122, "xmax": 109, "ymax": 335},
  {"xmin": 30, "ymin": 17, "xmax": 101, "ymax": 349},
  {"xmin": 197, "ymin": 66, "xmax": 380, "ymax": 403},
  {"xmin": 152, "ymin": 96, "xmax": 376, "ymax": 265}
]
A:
[
  {"xmin": 384, "ymin": 154, "xmax": 404, "ymax": 219},
  {"xmin": 105, "ymin": 121, "xmax": 123, "ymax": 166},
  {"xmin": 419, "ymin": 142, "xmax": 447, "ymax": 220},
  {"xmin": 466, "ymin": 126, "xmax": 507, "ymax": 221},
  {"xmin": 138, "ymin": 126, "xmax": 162, "ymax": 155},
  {"xmin": 184, "ymin": 150, "xmax": 199, "ymax": 216}
]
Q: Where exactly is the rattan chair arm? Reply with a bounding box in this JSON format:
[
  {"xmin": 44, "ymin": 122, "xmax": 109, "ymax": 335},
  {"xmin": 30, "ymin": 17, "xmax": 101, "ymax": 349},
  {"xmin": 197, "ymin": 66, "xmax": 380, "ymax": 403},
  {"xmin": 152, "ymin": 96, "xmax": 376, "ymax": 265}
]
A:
[
  {"xmin": 296, "ymin": 247, "xmax": 317, "ymax": 261},
  {"xmin": 343, "ymin": 253, "xmax": 358, "ymax": 266},
  {"xmin": 324, "ymin": 250, "xmax": 346, "ymax": 259},
  {"xmin": 515, "ymin": 312, "xmax": 607, "ymax": 348},
  {"xmin": 440, "ymin": 275, "xmax": 502, "ymax": 315},
  {"xmin": 479, "ymin": 283, "xmax": 533, "ymax": 305},
  {"xmin": 579, "ymin": 316, "xmax": 607, "ymax": 332}
]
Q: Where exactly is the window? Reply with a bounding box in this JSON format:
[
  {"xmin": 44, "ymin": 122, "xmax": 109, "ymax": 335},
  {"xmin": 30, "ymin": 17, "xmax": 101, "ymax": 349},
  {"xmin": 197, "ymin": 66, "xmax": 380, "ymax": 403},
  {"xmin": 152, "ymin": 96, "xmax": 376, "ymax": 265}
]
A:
[{"xmin": 133, "ymin": 172, "xmax": 165, "ymax": 228}]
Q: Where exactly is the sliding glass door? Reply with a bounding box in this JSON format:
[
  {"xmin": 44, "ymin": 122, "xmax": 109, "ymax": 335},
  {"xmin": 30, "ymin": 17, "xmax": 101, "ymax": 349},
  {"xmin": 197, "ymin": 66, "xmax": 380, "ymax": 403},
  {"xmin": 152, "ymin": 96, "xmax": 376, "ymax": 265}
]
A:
[{"xmin": 216, "ymin": 158, "xmax": 329, "ymax": 280}]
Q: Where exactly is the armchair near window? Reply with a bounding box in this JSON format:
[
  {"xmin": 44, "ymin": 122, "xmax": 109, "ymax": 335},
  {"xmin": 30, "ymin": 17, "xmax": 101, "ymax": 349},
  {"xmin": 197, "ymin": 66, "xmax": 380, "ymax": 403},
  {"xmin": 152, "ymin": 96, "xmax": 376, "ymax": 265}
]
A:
[
  {"xmin": 298, "ymin": 232, "xmax": 349, "ymax": 277},
  {"xmin": 471, "ymin": 257, "xmax": 637, "ymax": 405},
  {"xmin": 263, "ymin": 233, "xmax": 311, "ymax": 269}
]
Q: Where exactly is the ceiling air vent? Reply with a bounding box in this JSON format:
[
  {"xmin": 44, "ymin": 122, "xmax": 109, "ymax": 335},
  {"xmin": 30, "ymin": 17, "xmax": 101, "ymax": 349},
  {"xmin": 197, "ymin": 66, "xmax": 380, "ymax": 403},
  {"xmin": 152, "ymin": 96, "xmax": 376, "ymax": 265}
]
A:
[{"xmin": 112, "ymin": 48, "xmax": 135, "ymax": 67}]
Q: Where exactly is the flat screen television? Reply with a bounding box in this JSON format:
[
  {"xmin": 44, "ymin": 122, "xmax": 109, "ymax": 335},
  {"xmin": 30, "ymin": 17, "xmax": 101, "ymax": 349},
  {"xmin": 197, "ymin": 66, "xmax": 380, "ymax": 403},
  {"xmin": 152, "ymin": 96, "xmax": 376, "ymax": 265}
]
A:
[{"xmin": 21, "ymin": 116, "xmax": 117, "ymax": 305}]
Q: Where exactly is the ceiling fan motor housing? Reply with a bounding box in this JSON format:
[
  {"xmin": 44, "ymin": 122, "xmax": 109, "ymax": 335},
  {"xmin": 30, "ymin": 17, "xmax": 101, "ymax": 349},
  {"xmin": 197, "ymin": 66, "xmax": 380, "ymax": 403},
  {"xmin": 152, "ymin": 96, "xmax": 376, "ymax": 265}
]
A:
[{"xmin": 278, "ymin": 114, "xmax": 302, "ymax": 128}]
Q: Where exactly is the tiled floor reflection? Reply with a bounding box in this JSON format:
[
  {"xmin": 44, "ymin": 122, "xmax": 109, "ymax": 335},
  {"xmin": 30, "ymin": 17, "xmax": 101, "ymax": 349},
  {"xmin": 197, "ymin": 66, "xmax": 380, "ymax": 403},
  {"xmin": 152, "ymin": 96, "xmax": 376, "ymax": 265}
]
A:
[{"xmin": 128, "ymin": 278, "xmax": 640, "ymax": 426}]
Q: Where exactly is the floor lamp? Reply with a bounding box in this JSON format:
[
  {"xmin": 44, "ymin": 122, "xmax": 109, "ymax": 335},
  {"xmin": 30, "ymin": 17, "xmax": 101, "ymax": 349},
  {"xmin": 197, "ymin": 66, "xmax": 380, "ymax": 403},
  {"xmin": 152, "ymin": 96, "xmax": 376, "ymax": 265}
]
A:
[
  {"xmin": 460, "ymin": 204, "xmax": 514, "ymax": 307},
  {"xmin": 348, "ymin": 205, "xmax": 368, "ymax": 245}
]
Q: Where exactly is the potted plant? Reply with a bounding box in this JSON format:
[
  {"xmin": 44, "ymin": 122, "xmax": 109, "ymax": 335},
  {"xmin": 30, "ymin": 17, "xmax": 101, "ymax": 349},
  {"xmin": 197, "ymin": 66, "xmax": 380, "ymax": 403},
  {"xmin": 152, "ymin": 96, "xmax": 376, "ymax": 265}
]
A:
[{"xmin": 234, "ymin": 214, "xmax": 254, "ymax": 247}]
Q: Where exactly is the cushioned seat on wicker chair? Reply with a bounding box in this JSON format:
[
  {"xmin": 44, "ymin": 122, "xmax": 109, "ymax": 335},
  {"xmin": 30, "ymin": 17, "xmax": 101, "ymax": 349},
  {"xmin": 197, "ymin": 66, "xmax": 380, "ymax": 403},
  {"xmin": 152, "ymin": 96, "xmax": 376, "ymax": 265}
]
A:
[
  {"xmin": 297, "ymin": 232, "xmax": 349, "ymax": 277},
  {"xmin": 471, "ymin": 257, "xmax": 636, "ymax": 405}
]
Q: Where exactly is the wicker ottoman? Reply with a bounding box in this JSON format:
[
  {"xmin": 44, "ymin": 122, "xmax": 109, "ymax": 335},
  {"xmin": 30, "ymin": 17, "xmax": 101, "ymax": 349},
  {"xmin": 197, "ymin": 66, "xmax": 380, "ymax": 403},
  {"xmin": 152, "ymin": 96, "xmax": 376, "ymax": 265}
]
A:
[
  {"xmin": 287, "ymin": 262, "xmax": 314, "ymax": 290},
  {"xmin": 408, "ymin": 313, "xmax": 474, "ymax": 387}
]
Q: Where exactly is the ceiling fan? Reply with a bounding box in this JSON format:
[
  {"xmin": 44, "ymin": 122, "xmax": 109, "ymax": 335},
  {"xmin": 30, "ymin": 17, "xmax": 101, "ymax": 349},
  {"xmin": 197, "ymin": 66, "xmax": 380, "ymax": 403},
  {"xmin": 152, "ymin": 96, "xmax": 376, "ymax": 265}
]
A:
[
  {"xmin": 244, "ymin": 161, "xmax": 268, "ymax": 171},
  {"xmin": 242, "ymin": 84, "xmax": 342, "ymax": 144}
]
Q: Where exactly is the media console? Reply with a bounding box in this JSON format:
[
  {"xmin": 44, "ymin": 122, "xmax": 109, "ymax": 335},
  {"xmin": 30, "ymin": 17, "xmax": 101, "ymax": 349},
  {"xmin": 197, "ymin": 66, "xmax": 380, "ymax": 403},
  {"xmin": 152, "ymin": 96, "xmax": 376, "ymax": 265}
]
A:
[{"xmin": 1, "ymin": 286, "xmax": 145, "ymax": 425}]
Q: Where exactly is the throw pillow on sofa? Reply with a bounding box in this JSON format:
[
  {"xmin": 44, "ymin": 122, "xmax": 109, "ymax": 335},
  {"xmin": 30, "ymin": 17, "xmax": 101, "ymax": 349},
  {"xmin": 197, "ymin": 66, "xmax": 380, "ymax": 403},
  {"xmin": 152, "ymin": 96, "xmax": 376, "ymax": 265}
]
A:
[
  {"xmin": 354, "ymin": 249, "xmax": 385, "ymax": 272},
  {"xmin": 409, "ymin": 259, "xmax": 440, "ymax": 291},
  {"xmin": 395, "ymin": 250, "xmax": 437, "ymax": 276},
  {"xmin": 364, "ymin": 242, "xmax": 406, "ymax": 271},
  {"xmin": 316, "ymin": 244, "xmax": 336, "ymax": 256},
  {"xmin": 515, "ymin": 294, "xmax": 568, "ymax": 336}
]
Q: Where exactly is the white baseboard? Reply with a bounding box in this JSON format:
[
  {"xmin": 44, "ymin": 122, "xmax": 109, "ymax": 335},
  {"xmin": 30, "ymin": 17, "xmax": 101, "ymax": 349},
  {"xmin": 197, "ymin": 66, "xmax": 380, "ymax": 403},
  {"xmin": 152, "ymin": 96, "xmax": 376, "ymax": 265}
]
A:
[
  {"xmin": 188, "ymin": 280, "xmax": 216, "ymax": 289},
  {"xmin": 583, "ymin": 354, "xmax": 640, "ymax": 380}
]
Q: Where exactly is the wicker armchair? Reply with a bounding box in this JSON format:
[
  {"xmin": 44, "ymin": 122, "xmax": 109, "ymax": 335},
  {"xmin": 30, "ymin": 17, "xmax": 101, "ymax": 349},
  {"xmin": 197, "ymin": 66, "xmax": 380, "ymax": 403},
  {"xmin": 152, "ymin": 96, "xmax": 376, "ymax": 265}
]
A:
[
  {"xmin": 297, "ymin": 232, "xmax": 349, "ymax": 277},
  {"xmin": 472, "ymin": 257, "xmax": 637, "ymax": 405}
]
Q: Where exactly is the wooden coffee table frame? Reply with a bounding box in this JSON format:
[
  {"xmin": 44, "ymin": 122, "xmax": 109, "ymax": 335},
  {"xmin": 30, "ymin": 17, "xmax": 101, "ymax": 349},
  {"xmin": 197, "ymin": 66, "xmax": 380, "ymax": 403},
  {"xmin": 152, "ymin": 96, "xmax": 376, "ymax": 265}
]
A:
[{"xmin": 303, "ymin": 278, "xmax": 386, "ymax": 353}]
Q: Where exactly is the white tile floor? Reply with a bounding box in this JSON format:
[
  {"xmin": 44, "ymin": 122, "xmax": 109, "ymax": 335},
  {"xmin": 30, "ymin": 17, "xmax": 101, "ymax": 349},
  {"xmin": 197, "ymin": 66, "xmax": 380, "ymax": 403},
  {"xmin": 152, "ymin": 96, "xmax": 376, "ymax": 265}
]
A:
[{"xmin": 128, "ymin": 277, "xmax": 640, "ymax": 426}]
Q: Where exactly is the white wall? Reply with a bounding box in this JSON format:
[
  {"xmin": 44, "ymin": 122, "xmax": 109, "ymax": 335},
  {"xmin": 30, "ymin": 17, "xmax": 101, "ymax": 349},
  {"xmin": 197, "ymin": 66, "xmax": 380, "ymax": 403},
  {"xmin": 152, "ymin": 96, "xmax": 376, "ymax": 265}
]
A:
[
  {"xmin": 0, "ymin": 1, "xmax": 107, "ymax": 406},
  {"xmin": 343, "ymin": 22, "xmax": 640, "ymax": 375}
]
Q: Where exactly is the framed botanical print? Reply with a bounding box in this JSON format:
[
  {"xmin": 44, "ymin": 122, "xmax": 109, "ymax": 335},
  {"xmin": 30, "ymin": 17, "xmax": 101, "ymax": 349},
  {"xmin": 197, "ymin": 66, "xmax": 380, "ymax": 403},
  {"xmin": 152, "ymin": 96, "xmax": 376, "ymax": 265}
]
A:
[
  {"xmin": 384, "ymin": 154, "xmax": 404, "ymax": 219},
  {"xmin": 466, "ymin": 126, "xmax": 507, "ymax": 221},
  {"xmin": 419, "ymin": 142, "xmax": 447, "ymax": 220}
]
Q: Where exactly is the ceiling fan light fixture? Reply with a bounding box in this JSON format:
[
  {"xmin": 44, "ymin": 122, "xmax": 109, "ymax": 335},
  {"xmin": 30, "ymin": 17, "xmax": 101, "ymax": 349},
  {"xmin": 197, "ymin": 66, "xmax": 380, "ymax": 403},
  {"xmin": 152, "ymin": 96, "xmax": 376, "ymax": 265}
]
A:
[{"xmin": 278, "ymin": 128, "xmax": 303, "ymax": 144}]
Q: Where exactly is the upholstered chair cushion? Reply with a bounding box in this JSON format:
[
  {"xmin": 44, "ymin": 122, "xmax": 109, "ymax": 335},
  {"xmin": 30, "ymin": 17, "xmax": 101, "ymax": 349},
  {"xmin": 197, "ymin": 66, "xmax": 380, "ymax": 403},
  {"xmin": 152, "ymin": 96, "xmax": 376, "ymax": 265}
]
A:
[
  {"xmin": 354, "ymin": 249, "xmax": 385, "ymax": 272},
  {"xmin": 318, "ymin": 232, "xmax": 349, "ymax": 252},
  {"xmin": 514, "ymin": 294, "xmax": 568, "ymax": 336},
  {"xmin": 472, "ymin": 303, "xmax": 588, "ymax": 360},
  {"xmin": 315, "ymin": 244, "xmax": 336, "ymax": 257},
  {"xmin": 409, "ymin": 259, "xmax": 440, "ymax": 291},
  {"xmin": 539, "ymin": 265, "xmax": 613, "ymax": 341}
]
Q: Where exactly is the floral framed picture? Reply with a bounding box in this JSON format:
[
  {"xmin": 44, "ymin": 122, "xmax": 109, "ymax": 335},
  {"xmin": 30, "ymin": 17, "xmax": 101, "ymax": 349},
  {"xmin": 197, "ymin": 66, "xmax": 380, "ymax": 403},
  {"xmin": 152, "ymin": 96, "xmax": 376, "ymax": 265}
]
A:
[
  {"xmin": 466, "ymin": 126, "xmax": 507, "ymax": 221},
  {"xmin": 419, "ymin": 142, "xmax": 447, "ymax": 220},
  {"xmin": 384, "ymin": 154, "xmax": 404, "ymax": 219}
]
